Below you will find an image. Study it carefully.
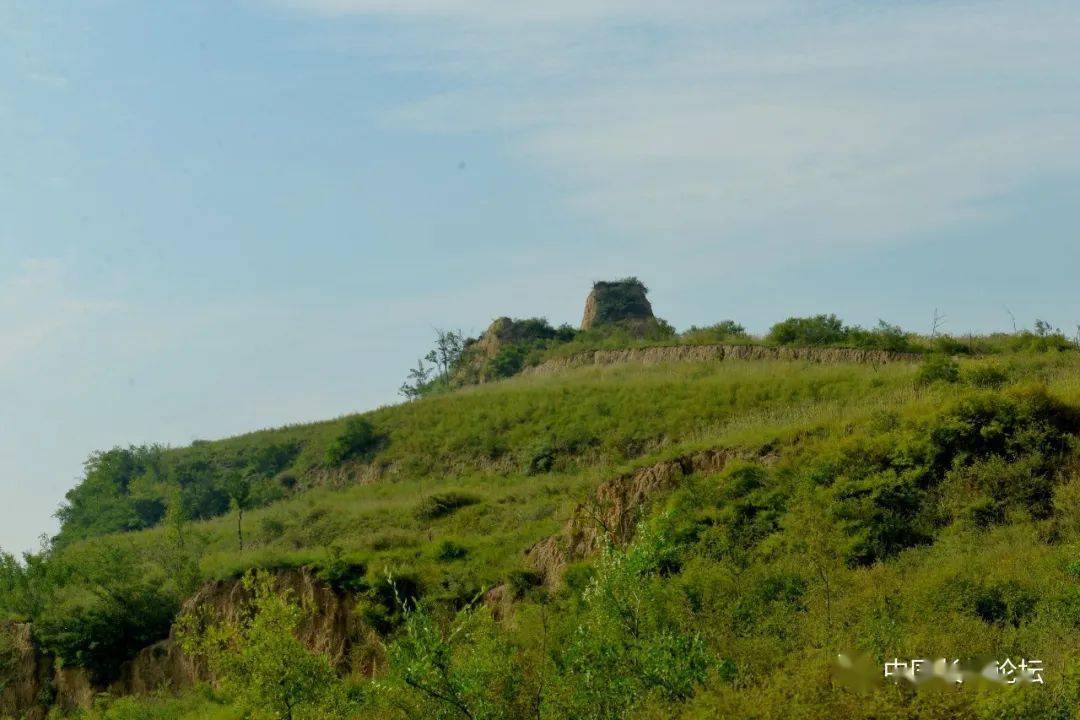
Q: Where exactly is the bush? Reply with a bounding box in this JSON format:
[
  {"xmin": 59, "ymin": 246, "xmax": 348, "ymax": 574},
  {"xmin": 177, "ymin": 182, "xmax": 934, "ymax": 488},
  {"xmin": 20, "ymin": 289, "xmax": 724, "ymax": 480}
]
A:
[
  {"xmin": 554, "ymin": 523, "xmax": 713, "ymax": 717},
  {"xmin": 829, "ymin": 387, "xmax": 1079, "ymax": 564},
  {"xmin": 379, "ymin": 596, "xmax": 531, "ymax": 720},
  {"xmin": 915, "ymin": 355, "xmax": 960, "ymax": 386},
  {"xmin": 316, "ymin": 546, "xmax": 368, "ymax": 593},
  {"xmin": 524, "ymin": 440, "xmax": 556, "ymax": 475},
  {"xmin": 963, "ymin": 363, "xmax": 1009, "ymax": 389},
  {"xmin": 506, "ymin": 569, "xmax": 543, "ymax": 599},
  {"xmin": 488, "ymin": 343, "xmax": 531, "ymax": 379},
  {"xmin": 1009, "ymin": 322, "xmax": 1075, "ymax": 353},
  {"xmin": 177, "ymin": 571, "xmax": 353, "ymax": 720},
  {"xmin": 324, "ymin": 417, "xmax": 381, "ymax": 467},
  {"xmin": 414, "ymin": 492, "xmax": 479, "ymax": 521},
  {"xmin": 361, "ymin": 573, "xmax": 423, "ymax": 634},
  {"xmin": 847, "ymin": 321, "xmax": 918, "ymax": 353},
  {"xmin": 969, "ymin": 581, "xmax": 1038, "ymax": 627},
  {"xmin": 933, "ymin": 335, "xmax": 974, "ymax": 355},
  {"xmin": 680, "ymin": 321, "xmax": 747, "ymax": 345},
  {"xmin": 767, "ymin": 314, "xmax": 847, "ymax": 346},
  {"xmin": 257, "ymin": 516, "xmax": 286, "ymax": 541},
  {"xmin": 434, "ymin": 540, "xmax": 468, "ymax": 562}
]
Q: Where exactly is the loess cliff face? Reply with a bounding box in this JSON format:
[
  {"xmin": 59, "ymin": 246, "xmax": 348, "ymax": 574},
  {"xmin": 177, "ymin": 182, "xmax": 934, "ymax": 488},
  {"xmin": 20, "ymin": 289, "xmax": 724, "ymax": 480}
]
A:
[
  {"xmin": 115, "ymin": 566, "xmax": 373, "ymax": 696},
  {"xmin": 1, "ymin": 568, "xmax": 372, "ymax": 717},
  {"xmin": 0, "ymin": 622, "xmax": 50, "ymax": 720},
  {"xmin": 523, "ymin": 342, "xmax": 920, "ymax": 378},
  {"xmin": 525, "ymin": 447, "xmax": 774, "ymax": 587}
]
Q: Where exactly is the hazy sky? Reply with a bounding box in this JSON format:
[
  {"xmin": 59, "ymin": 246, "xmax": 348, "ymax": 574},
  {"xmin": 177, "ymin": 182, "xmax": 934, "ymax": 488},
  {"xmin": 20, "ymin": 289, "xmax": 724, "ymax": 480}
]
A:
[{"xmin": 2, "ymin": 1, "xmax": 1079, "ymax": 552}]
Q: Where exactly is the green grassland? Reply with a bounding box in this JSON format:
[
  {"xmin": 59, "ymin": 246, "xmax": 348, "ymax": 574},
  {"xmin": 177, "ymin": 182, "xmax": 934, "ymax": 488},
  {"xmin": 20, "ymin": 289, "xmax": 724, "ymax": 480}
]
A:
[{"xmin": 7, "ymin": 346, "xmax": 1080, "ymax": 719}]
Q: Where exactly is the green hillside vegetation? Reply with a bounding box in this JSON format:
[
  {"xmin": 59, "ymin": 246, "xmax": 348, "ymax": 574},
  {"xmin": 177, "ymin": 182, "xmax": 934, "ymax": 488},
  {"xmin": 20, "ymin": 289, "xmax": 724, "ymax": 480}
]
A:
[{"xmin": 5, "ymin": 312, "xmax": 1080, "ymax": 719}]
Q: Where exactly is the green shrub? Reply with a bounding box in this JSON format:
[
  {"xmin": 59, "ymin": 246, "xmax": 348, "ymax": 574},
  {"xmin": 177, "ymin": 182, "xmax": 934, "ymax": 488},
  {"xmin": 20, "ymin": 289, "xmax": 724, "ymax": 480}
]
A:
[
  {"xmin": 680, "ymin": 321, "xmax": 747, "ymax": 345},
  {"xmin": 827, "ymin": 387, "xmax": 1078, "ymax": 564},
  {"xmin": 554, "ymin": 523, "xmax": 714, "ymax": 717},
  {"xmin": 1009, "ymin": 324, "xmax": 1075, "ymax": 353},
  {"xmin": 933, "ymin": 335, "xmax": 974, "ymax": 355},
  {"xmin": 963, "ymin": 363, "xmax": 1009, "ymax": 388},
  {"xmin": 414, "ymin": 492, "xmax": 479, "ymax": 521},
  {"xmin": 767, "ymin": 314, "xmax": 848, "ymax": 346},
  {"xmin": 506, "ymin": 569, "xmax": 543, "ymax": 599},
  {"xmin": 969, "ymin": 581, "xmax": 1038, "ymax": 627},
  {"xmin": 360, "ymin": 573, "xmax": 423, "ymax": 635},
  {"xmin": 257, "ymin": 516, "xmax": 286, "ymax": 541},
  {"xmin": 524, "ymin": 440, "xmax": 556, "ymax": 475},
  {"xmin": 176, "ymin": 571, "xmax": 353, "ymax": 720},
  {"xmin": 562, "ymin": 562, "xmax": 596, "ymax": 596},
  {"xmin": 316, "ymin": 547, "xmax": 368, "ymax": 593},
  {"xmin": 434, "ymin": 540, "xmax": 468, "ymax": 562},
  {"xmin": 324, "ymin": 417, "xmax": 381, "ymax": 467},
  {"xmin": 847, "ymin": 321, "xmax": 918, "ymax": 353},
  {"xmin": 488, "ymin": 343, "xmax": 531, "ymax": 378},
  {"xmin": 1053, "ymin": 474, "xmax": 1080, "ymax": 537},
  {"xmin": 379, "ymin": 596, "xmax": 532, "ymax": 720},
  {"xmin": 915, "ymin": 355, "xmax": 960, "ymax": 386}
]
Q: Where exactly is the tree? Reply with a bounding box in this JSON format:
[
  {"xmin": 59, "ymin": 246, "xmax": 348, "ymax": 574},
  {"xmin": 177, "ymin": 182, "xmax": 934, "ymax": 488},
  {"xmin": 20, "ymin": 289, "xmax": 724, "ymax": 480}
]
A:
[
  {"xmin": 177, "ymin": 571, "xmax": 350, "ymax": 720},
  {"xmin": 400, "ymin": 329, "xmax": 468, "ymax": 399},
  {"xmin": 152, "ymin": 489, "xmax": 202, "ymax": 596},
  {"xmin": 379, "ymin": 592, "xmax": 533, "ymax": 720},
  {"xmin": 930, "ymin": 308, "xmax": 947, "ymax": 338},
  {"xmin": 54, "ymin": 446, "xmax": 168, "ymax": 546},
  {"xmin": 552, "ymin": 520, "xmax": 713, "ymax": 719},
  {"xmin": 225, "ymin": 472, "xmax": 252, "ymax": 552},
  {"xmin": 428, "ymin": 329, "xmax": 466, "ymax": 385},
  {"xmin": 400, "ymin": 359, "xmax": 434, "ymax": 400}
]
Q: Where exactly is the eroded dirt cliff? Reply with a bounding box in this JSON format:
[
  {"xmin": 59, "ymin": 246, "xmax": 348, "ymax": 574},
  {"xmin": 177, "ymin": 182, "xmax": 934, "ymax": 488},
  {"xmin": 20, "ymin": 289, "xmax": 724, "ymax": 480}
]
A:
[
  {"xmin": 1, "ymin": 568, "xmax": 373, "ymax": 717},
  {"xmin": 523, "ymin": 343, "xmax": 919, "ymax": 378},
  {"xmin": 525, "ymin": 447, "xmax": 773, "ymax": 586}
]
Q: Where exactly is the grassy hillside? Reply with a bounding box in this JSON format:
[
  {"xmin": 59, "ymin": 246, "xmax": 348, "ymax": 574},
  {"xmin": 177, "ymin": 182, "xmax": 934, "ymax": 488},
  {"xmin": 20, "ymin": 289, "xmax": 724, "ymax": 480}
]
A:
[{"xmin": 7, "ymin": 345, "xmax": 1080, "ymax": 719}]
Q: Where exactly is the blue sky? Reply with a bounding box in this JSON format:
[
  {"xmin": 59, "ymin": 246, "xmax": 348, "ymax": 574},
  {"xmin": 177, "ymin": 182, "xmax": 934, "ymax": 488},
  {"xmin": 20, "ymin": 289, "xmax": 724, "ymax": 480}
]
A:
[{"xmin": 1, "ymin": 0, "xmax": 1078, "ymax": 552}]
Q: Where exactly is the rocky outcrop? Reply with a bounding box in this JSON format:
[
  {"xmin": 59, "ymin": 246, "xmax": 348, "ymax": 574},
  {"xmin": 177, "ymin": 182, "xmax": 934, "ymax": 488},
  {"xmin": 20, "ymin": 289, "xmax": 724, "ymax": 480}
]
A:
[
  {"xmin": 455, "ymin": 317, "xmax": 518, "ymax": 385},
  {"xmin": 581, "ymin": 278, "xmax": 655, "ymax": 330},
  {"xmin": 454, "ymin": 317, "xmax": 576, "ymax": 386},
  {"xmin": 523, "ymin": 343, "xmax": 920, "ymax": 378},
  {"xmin": 525, "ymin": 448, "xmax": 772, "ymax": 586}
]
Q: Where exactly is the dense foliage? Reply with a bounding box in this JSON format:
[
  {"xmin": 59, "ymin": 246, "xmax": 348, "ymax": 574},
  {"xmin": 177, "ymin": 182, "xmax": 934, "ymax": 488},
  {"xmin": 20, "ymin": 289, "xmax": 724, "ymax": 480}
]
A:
[
  {"xmin": 767, "ymin": 315, "xmax": 919, "ymax": 352},
  {"xmin": 54, "ymin": 441, "xmax": 299, "ymax": 548}
]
